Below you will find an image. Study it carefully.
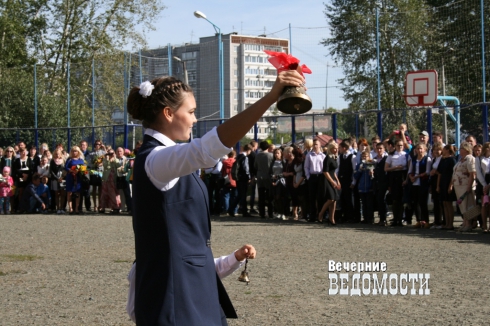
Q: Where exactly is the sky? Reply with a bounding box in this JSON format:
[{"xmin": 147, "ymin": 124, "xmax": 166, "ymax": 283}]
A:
[{"xmin": 142, "ymin": 0, "xmax": 347, "ymax": 110}]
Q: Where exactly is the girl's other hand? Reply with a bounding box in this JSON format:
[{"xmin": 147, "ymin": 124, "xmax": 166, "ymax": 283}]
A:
[{"xmin": 234, "ymin": 244, "xmax": 256, "ymax": 261}]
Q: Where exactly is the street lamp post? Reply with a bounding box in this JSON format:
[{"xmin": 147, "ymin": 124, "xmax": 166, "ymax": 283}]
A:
[
  {"xmin": 130, "ymin": 121, "xmax": 136, "ymax": 149},
  {"xmin": 194, "ymin": 10, "xmax": 224, "ymax": 122},
  {"xmin": 269, "ymin": 120, "xmax": 277, "ymax": 145},
  {"xmin": 173, "ymin": 56, "xmax": 189, "ymax": 85}
]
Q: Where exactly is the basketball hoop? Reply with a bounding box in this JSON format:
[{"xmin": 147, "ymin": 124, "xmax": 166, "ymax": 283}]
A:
[{"xmin": 403, "ymin": 70, "xmax": 438, "ymax": 107}]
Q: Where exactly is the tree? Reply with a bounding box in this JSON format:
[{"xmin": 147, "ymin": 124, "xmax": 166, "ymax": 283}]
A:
[
  {"xmin": 322, "ymin": 0, "xmax": 448, "ymax": 139},
  {"xmin": 323, "ymin": 0, "xmax": 431, "ymax": 112},
  {"xmin": 0, "ymin": 0, "xmax": 165, "ymax": 145},
  {"xmin": 425, "ymin": 0, "xmax": 490, "ymax": 141}
]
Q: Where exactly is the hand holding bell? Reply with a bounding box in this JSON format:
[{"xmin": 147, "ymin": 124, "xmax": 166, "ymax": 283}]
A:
[
  {"xmin": 264, "ymin": 50, "xmax": 313, "ymax": 114},
  {"xmin": 235, "ymin": 244, "xmax": 256, "ymax": 285}
]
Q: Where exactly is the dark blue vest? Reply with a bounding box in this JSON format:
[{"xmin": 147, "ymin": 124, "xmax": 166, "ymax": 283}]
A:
[
  {"xmin": 410, "ymin": 155, "xmax": 429, "ymax": 187},
  {"xmin": 133, "ymin": 135, "xmax": 236, "ymax": 325}
]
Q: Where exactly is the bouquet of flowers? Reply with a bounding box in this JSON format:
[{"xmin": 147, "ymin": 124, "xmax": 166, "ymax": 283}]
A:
[
  {"xmin": 89, "ymin": 170, "xmax": 102, "ymax": 177},
  {"xmin": 361, "ymin": 159, "xmax": 376, "ymax": 179},
  {"xmin": 127, "ymin": 151, "xmax": 136, "ymax": 159},
  {"xmin": 0, "ymin": 175, "xmax": 7, "ymax": 183},
  {"xmin": 70, "ymin": 164, "xmax": 88, "ymax": 177},
  {"xmin": 92, "ymin": 155, "xmax": 104, "ymax": 166}
]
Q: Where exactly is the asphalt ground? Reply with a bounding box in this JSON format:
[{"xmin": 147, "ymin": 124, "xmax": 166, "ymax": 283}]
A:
[{"xmin": 1, "ymin": 211, "xmax": 489, "ymax": 325}]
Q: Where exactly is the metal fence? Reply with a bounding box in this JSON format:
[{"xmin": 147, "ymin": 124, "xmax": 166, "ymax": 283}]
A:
[
  {"xmin": 1, "ymin": 0, "xmax": 488, "ymax": 149},
  {"xmin": 1, "ymin": 102, "xmax": 490, "ymax": 151}
]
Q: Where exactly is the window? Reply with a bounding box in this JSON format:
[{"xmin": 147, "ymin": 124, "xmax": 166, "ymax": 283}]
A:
[
  {"xmin": 245, "ymin": 79, "xmax": 264, "ymax": 87},
  {"xmin": 234, "ymin": 105, "xmax": 238, "ymax": 112},
  {"xmin": 245, "ymin": 68, "xmax": 264, "ymax": 75},
  {"xmin": 186, "ymin": 60, "xmax": 197, "ymax": 70},
  {"xmin": 182, "ymin": 51, "xmax": 197, "ymax": 60},
  {"xmin": 234, "ymin": 46, "xmax": 239, "ymax": 52},
  {"xmin": 264, "ymin": 46, "xmax": 284, "ymax": 52},
  {"xmin": 234, "ymin": 93, "xmax": 238, "ymax": 100},
  {"xmin": 234, "ymin": 57, "xmax": 237, "ymax": 64},
  {"xmin": 245, "ymin": 91, "xmax": 261, "ymax": 99},
  {"xmin": 244, "ymin": 44, "xmax": 263, "ymax": 51},
  {"xmin": 234, "ymin": 81, "xmax": 238, "ymax": 88},
  {"xmin": 234, "ymin": 70, "xmax": 238, "ymax": 76},
  {"xmin": 264, "ymin": 69, "xmax": 277, "ymax": 76}
]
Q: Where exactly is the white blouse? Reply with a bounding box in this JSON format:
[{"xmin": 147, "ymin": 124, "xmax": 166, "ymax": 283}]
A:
[
  {"xmin": 431, "ymin": 156, "xmax": 442, "ymax": 170},
  {"xmin": 144, "ymin": 127, "xmax": 231, "ymax": 191},
  {"xmin": 408, "ymin": 156, "xmax": 432, "ymax": 186},
  {"xmin": 475, "ymin": 156, "xmax": 490, "ymax": 186},
  {"xmin": 386, "ymin": 151, "xmax": 408, "ymax": 170}
]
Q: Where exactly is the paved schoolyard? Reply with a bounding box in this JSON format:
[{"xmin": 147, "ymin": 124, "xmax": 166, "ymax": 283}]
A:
[{"xmin": 1, "ymin": 212, "xmax": 489, "ymax": 325}]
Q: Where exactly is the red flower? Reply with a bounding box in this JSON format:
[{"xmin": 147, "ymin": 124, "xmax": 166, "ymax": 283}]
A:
[{"xmin": 264, "ymin": 50, "xmax": 312, "ymax": 76}]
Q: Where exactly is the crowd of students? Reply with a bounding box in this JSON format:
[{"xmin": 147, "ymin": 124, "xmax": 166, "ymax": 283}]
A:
[
  {"xmin": 0, "ymin": 140, "xmax": 141, "ymax": 215},
  {"xmin": 203, "ymin": 125, "xmax": 488, "ymax": 233}
]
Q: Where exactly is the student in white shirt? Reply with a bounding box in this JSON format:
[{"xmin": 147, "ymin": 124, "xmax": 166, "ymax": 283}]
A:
[
  {"xmin": 385, "ymin": 140, "xmax": 409, "ymax": 226},
  {"xmin": 126, "ymin": 69, "xmax": 304, "ymax": 325},
  {"xmin": 405, "ymin": 143, "xmax": 432, "ymax": 228}
]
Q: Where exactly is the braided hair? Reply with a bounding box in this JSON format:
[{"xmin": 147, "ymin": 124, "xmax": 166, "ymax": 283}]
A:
[{"xmin": 127, "ymin": 77, "xmax": 193, "ymax": 128}]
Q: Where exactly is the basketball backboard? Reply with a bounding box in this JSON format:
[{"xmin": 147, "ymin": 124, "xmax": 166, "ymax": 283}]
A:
[{"xmin": 404, "ymin": 70, "xmax": 438, "ymax": 107}]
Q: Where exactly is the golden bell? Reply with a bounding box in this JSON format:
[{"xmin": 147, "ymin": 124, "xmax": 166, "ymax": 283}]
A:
[
  {"xmin": 238, "ymin": 270, "xmax": 250, "ymax": 284},
  {"xmin": 238, "ymin": 258, "xmax": 250, "ymax": 285},
  {"xmin": 277, "ymin": 86, "xmax": 312, "ymax": 115}
]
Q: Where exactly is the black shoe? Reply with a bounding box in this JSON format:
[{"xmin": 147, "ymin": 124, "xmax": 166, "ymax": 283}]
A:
[
  {"xmin": 260, "ymin": 215, "xmax": 266, "ymax": 219},
  {"xmin": 390, "ymin": 222, "xmax": 403, "ymax": 227},
  {"xmin": 250, "ymin": 209, "xmax": 259, "ymax": 214},
  {"xmin": 242, "ymin": 213, "xmax": 252, "ymax": 217},
  {"xmin": 227, "ymin": 212, "xmax": 235, "ymax": 217}
]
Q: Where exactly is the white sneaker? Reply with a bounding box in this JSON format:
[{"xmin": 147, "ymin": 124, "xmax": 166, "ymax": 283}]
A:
[
  {"xmin": 274, "ymin": 214, "xmax": 281, "ymax": 219},
  {"xmin": 281, "ymin": 215, "xmax": 287, "ymax": 220}
]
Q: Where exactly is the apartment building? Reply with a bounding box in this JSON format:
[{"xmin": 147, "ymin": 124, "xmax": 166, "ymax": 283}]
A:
[{"xmin": 131, "ymin": 33, "xmax": 289, "ymax": 139}]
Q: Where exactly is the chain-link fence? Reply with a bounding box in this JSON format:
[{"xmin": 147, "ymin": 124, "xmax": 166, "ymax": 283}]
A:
[{"xmin": 1, "ymin": 0, "xmax": 488, "ymax": 150}]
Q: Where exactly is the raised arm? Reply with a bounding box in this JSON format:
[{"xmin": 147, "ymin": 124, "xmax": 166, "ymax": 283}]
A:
[{"xmin": 216, "ymin": 71, "xmax": 304, "ymax": 147}]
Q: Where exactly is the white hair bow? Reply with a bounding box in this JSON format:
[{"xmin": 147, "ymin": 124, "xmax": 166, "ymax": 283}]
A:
[{"xmin": 139, "ymin": 81, "xmax": 154, "ymax": 98}]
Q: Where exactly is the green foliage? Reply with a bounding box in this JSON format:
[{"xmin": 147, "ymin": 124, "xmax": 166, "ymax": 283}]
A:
[
  {"xmin": 322, "ymin": 0, "xmax": 431, "ymax": 112},
  {"xmin": 322, "ymin": 1, "xmax": 467, "ymax": 140},
  {"xmin": 0, "ymin": 0, "xmax": 165, "ymax": 138}
]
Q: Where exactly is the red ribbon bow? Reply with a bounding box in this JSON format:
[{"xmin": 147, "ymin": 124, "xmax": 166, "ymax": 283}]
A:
[{"xmin": 264, "ymin": 50, "xmax": 312, "ymax": 76}]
